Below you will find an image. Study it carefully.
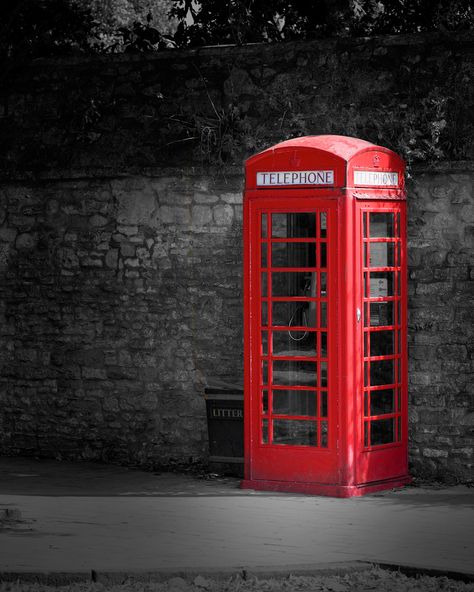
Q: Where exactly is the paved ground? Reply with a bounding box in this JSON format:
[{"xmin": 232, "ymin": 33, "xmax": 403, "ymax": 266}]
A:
[{"xmin": 0, "ymin": 457, "xmax": 473, "ymax": 578}]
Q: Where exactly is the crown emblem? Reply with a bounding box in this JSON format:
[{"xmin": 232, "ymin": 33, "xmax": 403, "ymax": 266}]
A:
[
  {"xmin": 289, "ymin": 151, "xmax": 301, "ymax": 167},
  {"xmin": 373, "ymin": 154, "xmax": 381, "ymax": 168}
]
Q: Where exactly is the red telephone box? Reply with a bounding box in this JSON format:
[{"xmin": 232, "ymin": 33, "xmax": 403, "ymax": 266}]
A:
[{"xmin": 241, "ymin": 135, "xmax": 411, "ymax": 497}]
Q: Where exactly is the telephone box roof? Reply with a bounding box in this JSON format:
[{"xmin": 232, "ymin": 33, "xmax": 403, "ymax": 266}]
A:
[
  {"xmin": 248, "ymin": 135, "xmax": 393, "ymax": 163},
  {"xmin": 245, "ymin": 135, "xmax": 405, "ymax": 193}
]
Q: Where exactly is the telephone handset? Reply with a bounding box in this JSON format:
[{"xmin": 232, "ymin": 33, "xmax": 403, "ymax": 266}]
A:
[{"xmin": 288, "ymin": 273, "xmax": 317, "ymax": 341}]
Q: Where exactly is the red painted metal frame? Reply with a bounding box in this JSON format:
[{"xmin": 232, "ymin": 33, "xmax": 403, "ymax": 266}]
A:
[
  {"xmin": 244, "ymin": 195, "xmax": 340, "ymax": 485},
  {"xmin": 355, "ymin": 200, "xmax": 409, "ymax": 485},
  {"xmin": 242, "ymin": 136, "xmax": 411, "ymax": 497}
]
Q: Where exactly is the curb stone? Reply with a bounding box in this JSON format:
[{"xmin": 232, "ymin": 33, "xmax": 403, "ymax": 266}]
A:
[
  {"xmin": 1, "ymin": 562, "xmax": 474, "ymax": 585},
  {"xmin": 374, "ymin": 562, "xmax": 474, "ymax": 584},
  {"xmin": 0, "ymin": 562, "xmax": 375, "ymax": 585}
]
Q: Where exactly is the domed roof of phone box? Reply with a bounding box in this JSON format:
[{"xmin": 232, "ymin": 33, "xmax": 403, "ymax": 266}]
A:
[{"xmin": 245, "ymin": 135, "xmax": 405, "ymax": 192}]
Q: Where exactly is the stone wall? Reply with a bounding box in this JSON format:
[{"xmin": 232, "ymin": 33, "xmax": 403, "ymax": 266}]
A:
[
  {"xmin": 0, "ymin": 172, "xmax": 243, "ymax": 465},
  {"xmin": 1, "ymin": 32, "xmax": 473, "ymax": 177},
  {"xmin": 407, "ymin": 166, "xmax": 474, "ymax": 482},
  {"xmin": 0, "ymin": 32, "xmax": 473, "ymax": 481}
]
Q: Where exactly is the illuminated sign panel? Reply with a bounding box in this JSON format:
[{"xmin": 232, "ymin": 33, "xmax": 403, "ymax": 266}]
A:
[
  {"xmin": 257, "ymin": 170, "xmax": 334, "ymax": 186},
  {"xmin": 354, "ymin": 170, "xmax": 399, "ymax": 187}
]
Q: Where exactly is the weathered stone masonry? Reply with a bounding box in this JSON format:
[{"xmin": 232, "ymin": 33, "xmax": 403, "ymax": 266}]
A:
[
  {"xmin": 407, "ymin": 167, "xmax": 474, "ymax": 481},
  {"xmin": 0, "ymin": 173, "xmax": 244, "ymax": 464},
  {"xmin": 0, "ymin": 32, "xmax": 473, "ymax": 480}
]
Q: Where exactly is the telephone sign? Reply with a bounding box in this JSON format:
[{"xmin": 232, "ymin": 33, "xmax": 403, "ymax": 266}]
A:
[
  {"xmin": 257, "ymin": 170, "xmax": 335, "ymax": 186},
  {"xmin": 354, "ymin": 170, "xmax": 399, "ymax": 186},
  {"xmin": 241, "ymin": 135, "xmax": 410, "ymax": 497}
]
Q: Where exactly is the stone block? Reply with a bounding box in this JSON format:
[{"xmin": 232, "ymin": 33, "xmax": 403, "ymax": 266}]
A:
[
  {"xmin": 15, "ymin": 232, "xmax": 37, "ymax": 250},
  {"xmin": 436, "ymin": 344, "xmax": 468, "ymax": 361},
  {"xmin": 89, "ymin": 214, "xmax": 109, "ymax": 227},
  {"xmin": 213, "ymin": 204, "xmax": 234, "ymax": 226},
  {"xmin": 220, "ymin": 192, "xmax": 242, "ymax": 205},
  {"xmin": 119, "ymin": 243, "xmax": 135, "ymax": 258},
  {"xmin": 422, "ymin": 448, "xmax": 448, "ymax": 458},
  {"xmin": 0, "ymin": 243, "xmax": 11, "ymax": 267},
  {"xmin": 0, "ymin": 227, "xmax": 17, "ymax": 243},
  {"xmin": 113, "ymin": 180, "xmax": 158, "ymax": 226},
  {"xmin": 116, "ymin": 225, "xmax": 138, "ymax": 236},
  {"xmin": 193, "ymin": 192, "xmax": 218, "ymax": 204},
  {"xmin": 82, "ymin": 367, "xmax": 107, "ymax": 380},
  {"xmin": 192, "ymin": 205, "xmax": 213, "ymax": 226},
  {"xmin": 105, "ymin": 248, "xmax": 119, "ymax": 269},
  {"xmin": 159, "ymin": 206, "xmax": 191, "ymax": 225}
]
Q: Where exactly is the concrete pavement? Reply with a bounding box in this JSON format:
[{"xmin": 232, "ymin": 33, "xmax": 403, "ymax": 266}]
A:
[{"xmin": 0, "ymin": 457, "xmax": 473, "ymax": 577}]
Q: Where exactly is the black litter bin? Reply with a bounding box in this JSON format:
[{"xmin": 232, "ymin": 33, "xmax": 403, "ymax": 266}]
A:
[{"xmin": 205, "ymin": 382, "xmax": 243, "ymax": 476}]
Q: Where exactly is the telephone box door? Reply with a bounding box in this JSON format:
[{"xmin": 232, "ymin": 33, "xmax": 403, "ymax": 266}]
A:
[
  {"xmin": 355, "ymin": 202, "xmax": 409, "ymax": 484},
  {"xmin": 246, "ymin": 197, "xmax": 339, "ymax": 484}
]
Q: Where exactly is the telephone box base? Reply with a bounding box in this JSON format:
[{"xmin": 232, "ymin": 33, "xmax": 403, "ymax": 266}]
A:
[{"xmin": 240, "ymin": 475, "xmax": 412, "ymax": 498}]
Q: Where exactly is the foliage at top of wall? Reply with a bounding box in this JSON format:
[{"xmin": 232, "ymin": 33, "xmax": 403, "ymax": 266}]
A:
[
  {"xmin": 0, "ymin": 32, "xmax": 473, "ymax": 178},
  {"xmin": 1, "ymin": 0, "xmax": 473, "ymax": 64}
]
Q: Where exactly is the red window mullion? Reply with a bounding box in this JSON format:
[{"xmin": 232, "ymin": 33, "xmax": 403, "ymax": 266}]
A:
[
  {"xmin": 272, "ymin": 385, "xmax": 319, "ymax": 392},
  {"xmin": 270, "ymin": 237, "xmax": 318, "ymax": 243},
  {"xmin": 272, "ymin": 414, "xmax": 318, "ymax": 421},
  {"xmin": 266, "ymin": 212, "xmax": 274, "ymax": 445},
  {"xmin": 268, "ymin": 267, "xmax": 317, "ymax": 272}
]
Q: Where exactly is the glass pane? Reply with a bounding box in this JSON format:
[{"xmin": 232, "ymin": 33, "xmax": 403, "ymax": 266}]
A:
[
  {"xmin": 370, "ymin": 418, "xmax": 395, "ymax": 445},
  {"xmin": 370, "ymin": 359, "xmax": 395, "ymax": 386},
  {"xmin": 320, "ymin": 391, "xmax": 328, "ymax": 417},
  {"xmin": 261, "ymin": 301, "xmax": 268, "ymax": 326},
  {"xmin": 320, "ymin": 212, "xmax": 327, "ymax": 238},
  {"xmin": 271, "ymin": 242, "xmax": 316, "ymax": 268},
  {"xmin": 370, "ymin": 389, "xmax": 395, "ymax": 416},
  {"xmin": 261, "ymin": 214, "xmax": 267, "ymax": 238},
  {"xmin": 364, "ymin": 392, "xmax": 369, "ymax": 416},
  {"xmin": 272, "ymin": 330, "xmax": 316, "ymax": 357},
  {"xmin": 262, "ymin": 360, "xmax": 268, "ymax": 385},
  {"xmin": 320, "ymin": 272, "xmax": 327, "ymax": 296},
  {"xmin": 272, "ymin": 302, "xmax": 316, "ymax": 328},
  {"xmin": 261, "ymin": 272, "xmax": 267, "ymax": 296},
  {"xmin": 321, "ymin": 332, "xmax": 327, "ymax": 357},
  {"xmin": 272, "ymin": 360, "xmax": 317, "ymax": 386},
  {"xmin": 364, "ymin": 243, "xmax": 368, "ymax": 268},
  {"xmin": 320, "ymin": 302, "xmax": 327, "ymax": 327},
  {"xmin": 262, "ymin": 390, "xmax": 268, "ymax": 414},
  {"xmin": 261, "ymin": 243, "xmax": 267, "ymax": 267},
  {"xmin": 262, "ymin": 419, "xmax": 268, "ymax": 444},
  {"xmin": 369, "ymin": 302, "xmax": 395, "ymax": 327},
  {"xmin": 320, "ymin": 361, "xmax": 327, "ymax": 387},
  {"xmin": 272, "ymin": 272, "xmax": 316, "ymax": 297},
  {"xmin": 370, "ymin": 330, "xmax": 395, "ymax": 356},
  {"xmin": 320, "ymin": 421, "xmax": 328, "ymax": 447},
  {"xmin": 320, "ymin": 243, "xmax": 327, "ymax": 268},
  {"xmin": 272, "ymin": 390, "xmax": 316, "ymax": 416},
  {"xmin": 369, "ymin": 243, "xmax": 395, "ymax": 267},
  {"xmin": 273, "ymin": 419, "xmax": 317, "ymax": 446},
  {"xmin": 364, "ymin": 422, "xmax": 369, "ymax": 447},
  {"xmin": 261, "ymin": 331, "xmax": 268, "ymax": 355},
  {"xmin": 369, "ymin": 272, "xmax": 395, "ymax": 297},
  {"xmin": 370, "ymin": 213, "xmax": 394, "ymax": 238},
  {"xmin": 272, "ymin": 213, "xmax": 316, "ymax": 238}
]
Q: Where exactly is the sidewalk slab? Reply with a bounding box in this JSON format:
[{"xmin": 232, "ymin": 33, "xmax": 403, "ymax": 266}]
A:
[{"xmin": 0, "ymin": 457, "xmax": 473, "ymax": 576}]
